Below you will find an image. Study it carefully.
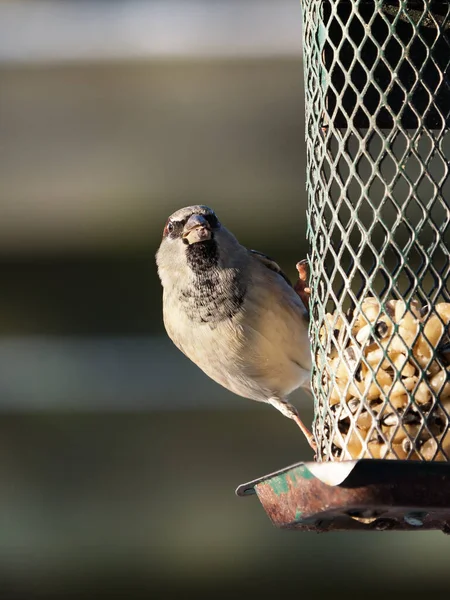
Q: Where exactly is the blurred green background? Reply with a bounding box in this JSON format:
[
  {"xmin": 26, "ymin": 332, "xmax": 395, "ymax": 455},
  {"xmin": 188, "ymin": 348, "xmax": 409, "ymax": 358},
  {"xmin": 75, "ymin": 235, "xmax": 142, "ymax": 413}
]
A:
[{"xmin": 0, "ymin": 1, "xmax": 449, "ymax": 598}]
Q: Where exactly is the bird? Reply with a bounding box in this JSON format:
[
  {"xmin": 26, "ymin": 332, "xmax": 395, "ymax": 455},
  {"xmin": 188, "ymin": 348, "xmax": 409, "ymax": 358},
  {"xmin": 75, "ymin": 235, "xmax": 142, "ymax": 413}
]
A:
[{"xmin": 156, "ymin": 205, "xmax": 315, "ymax": 449}]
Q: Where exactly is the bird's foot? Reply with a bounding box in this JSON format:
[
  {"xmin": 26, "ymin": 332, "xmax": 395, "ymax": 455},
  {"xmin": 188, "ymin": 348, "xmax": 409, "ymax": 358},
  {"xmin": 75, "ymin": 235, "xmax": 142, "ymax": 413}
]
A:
[
  {"xmin": 292, "ymin": 414, "xmax": 317, "ymax": 453},
  {"xmin": 294, "ymin": 259, "xmax": 311, "ymax": 312},
  {"xmin": 269, "ymin": 398, "xmax": 317, "ymax": 454}
]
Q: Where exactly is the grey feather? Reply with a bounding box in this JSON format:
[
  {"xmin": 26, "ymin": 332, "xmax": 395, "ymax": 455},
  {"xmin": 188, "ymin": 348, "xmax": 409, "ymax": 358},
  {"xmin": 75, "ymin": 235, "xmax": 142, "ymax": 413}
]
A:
[{"xmin": 249, "ymin": 249, "xmax": 292, "ymax": 286}]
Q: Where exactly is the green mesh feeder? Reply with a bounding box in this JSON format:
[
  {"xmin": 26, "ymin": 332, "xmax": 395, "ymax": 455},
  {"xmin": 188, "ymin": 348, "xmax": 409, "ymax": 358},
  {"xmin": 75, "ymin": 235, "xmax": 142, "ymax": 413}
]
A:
[
  {"xmin": 238, "ymin": 0, "xmax": 450, "ymax": 531},
  {"xmin": 306, "ymin": 0, "xmax": 450, "ymax": 462}
]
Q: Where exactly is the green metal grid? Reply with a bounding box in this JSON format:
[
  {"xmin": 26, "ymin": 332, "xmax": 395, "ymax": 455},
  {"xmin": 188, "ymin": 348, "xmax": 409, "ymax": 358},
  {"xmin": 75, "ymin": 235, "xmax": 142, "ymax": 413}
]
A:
[{"xmin": 302, "ymin": 0, "xmax": 450, "ymax": 461}]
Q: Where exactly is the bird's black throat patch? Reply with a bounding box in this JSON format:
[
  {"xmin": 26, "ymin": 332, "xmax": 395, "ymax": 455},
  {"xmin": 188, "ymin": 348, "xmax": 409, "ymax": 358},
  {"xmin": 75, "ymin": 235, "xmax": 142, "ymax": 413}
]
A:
[
  {"xmin": 181, "ymin": 240, "xmax": 246, "ymax": 324},
  {"xmin": 185, "ymin": 239, "xmax": 219, "ymax": 272}
]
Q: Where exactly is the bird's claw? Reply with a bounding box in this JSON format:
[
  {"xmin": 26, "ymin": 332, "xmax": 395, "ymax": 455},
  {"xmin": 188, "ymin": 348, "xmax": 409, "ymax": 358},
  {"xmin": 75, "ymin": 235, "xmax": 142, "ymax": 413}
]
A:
[{"xmin": 294, "ymin": 259, "xmax": 311, "ymax": 311}]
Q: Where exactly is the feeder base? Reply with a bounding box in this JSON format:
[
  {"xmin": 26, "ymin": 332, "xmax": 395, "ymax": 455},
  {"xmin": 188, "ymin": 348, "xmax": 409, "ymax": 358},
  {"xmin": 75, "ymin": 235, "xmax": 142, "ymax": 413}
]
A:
[{"xmin": 236, "ymin": 460, "xmax": 450, "ymax": 532}]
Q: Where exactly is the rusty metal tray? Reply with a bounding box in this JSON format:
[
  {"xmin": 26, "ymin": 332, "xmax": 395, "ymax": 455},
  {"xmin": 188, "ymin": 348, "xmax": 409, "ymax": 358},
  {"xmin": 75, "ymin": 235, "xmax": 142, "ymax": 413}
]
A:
[{"xmin": 236, "ymin": 460, "xmax": 450, "ymax": 532}]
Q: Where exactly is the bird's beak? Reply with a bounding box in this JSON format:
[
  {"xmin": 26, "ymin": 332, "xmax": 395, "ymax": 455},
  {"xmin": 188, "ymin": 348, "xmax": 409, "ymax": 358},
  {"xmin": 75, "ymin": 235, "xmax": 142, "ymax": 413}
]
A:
[{"xmin": 182, "ymin": 214, "xmax": 212, "ymax": 244}]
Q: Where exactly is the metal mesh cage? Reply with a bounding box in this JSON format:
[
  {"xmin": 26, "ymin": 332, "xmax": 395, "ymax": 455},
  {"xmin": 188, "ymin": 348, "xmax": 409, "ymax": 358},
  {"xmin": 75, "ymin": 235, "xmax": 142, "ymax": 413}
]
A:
[{"xmin": 303, "ymin": 0, "xmax": 450, "ymax": 461}]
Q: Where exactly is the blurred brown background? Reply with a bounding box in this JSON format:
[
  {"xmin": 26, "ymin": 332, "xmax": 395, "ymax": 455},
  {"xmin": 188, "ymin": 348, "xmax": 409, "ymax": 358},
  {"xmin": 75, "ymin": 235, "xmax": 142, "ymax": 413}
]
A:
[{"xmin": 0, "ymin": 1, "xmax": 449, "ymax": 598}]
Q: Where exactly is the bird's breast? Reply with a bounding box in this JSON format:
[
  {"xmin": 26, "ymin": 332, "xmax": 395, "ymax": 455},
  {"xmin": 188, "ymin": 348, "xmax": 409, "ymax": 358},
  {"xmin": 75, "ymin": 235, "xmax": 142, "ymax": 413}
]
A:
[{"xmin": 176, "ymin": 269, "xmax": 246, "ymax": 325}]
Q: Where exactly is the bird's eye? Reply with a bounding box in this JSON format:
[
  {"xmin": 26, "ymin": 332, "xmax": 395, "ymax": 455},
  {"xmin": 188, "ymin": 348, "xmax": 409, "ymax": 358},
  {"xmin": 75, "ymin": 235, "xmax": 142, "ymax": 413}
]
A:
[
  {"xmin": 163, "ymin": 220, "xmax": 176, "ymax": 237},
  {"xmin": 205, "ymin": 213, "xmax": 219, "ymax": 228}
]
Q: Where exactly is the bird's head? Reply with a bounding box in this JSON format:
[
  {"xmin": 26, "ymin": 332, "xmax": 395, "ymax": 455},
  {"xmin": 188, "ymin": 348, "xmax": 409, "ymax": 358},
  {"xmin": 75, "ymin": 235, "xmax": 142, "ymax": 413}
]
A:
[
  {"xmin": 163, "ymin": 205, "xmax": 219, "ymax": 246},
  {"xmin": 156, "ymin": 205, "xmax": 245, "ymax": 290}
]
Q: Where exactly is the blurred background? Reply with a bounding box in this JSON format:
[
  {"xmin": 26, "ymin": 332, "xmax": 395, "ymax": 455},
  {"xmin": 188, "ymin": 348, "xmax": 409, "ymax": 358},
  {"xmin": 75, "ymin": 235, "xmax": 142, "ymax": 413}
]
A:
[{"xmin": 0, "ymin": 0, "xmax": 449, "ymax": 598}]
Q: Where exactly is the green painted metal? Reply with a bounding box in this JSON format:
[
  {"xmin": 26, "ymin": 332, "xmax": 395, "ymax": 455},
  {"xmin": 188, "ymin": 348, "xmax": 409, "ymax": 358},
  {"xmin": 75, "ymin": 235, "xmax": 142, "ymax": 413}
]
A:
[
  {"xmin": 237, "ymin": 460, "xmax": 450, "ymax": 531},
  {"xmin": 302, "ymin": 1, "xmax": 450, "ymax": 461},
  {"xmin": 268, "ymin": 474, "xmax": 291, "ymax": 497},
  {"xmin": 267, "ymin": 464, "xmax": 315, "ymax": 497}
]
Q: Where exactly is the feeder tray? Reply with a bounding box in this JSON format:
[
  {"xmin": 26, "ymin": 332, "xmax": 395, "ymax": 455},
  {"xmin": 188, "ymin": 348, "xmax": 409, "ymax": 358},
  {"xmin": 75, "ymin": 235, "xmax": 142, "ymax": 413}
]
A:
[{"xmin": 237, "ymin": 460, "xmax": 450, "ymax": 532}]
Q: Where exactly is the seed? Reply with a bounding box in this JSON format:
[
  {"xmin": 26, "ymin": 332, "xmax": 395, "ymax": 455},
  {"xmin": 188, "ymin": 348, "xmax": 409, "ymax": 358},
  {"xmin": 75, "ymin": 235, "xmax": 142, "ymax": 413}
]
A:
[
  {"xmin": 402, "ymin": 438, "xmax": 413, "ymax": 454},
  {"xmin": 401, "ymin": 377, "xmax": 419, "ymax": 393},
  {"xmin": 399, "ymin": 319, "xmax": 419, "ymax": 346},
  {"xmin": 389, "ymin": 334, "xmax": 409, "ymax": 354},
  {"xmin": 348, "ymin": 398, "xmax": 360, "ymax": 413},
  {"xmin": 357, "ymin": 411, "xmax": 373, "ymax": 431},
  {"xmin": 427, "ymin": 361, "xmax": 441, "ymax": 375},
  {"xmin": 329, "ymin": 385, "xmax": 343, "ymax": 406},
  {"xmin": 343, "ymin": 431, "xmax": 364, "ymax": 459},
  {"xmin": 430, "ymin": 369, "xmax": 450, "ymax": 399},
  {"xmin": 436, "ymin": 303, "xmax": 450, "ymax": 324},
  {"xmin": 365, "ymin": 441, "xmax": 383, "ymax": 459},
  {"xmin": 363, "ymin": 297, "xmax": 380, "ymax": 306},
  {"xmin": 420, "ymin": 304, "xmax": 430, "ymax": 318},
  {"xmin": 420, "ymin": 400, "xmax": 433, "ymax": 413},
  {"xmin": 385, "ymin": 365, "xmax": 395, "ymax": 377},
  {"xmin": 375, "ymin": 321, "xmax": 389, "ymax": 339},
  {"xmin": 353, "ymin": 363, "xmax": 363, "ymax": 381},
  {"xmin": 382, "ymin": 413, "xmax": 398, "ymax": 427},
  {"xmin": 421, "ymin": 438, "xmax": 438, "ymax": 461},
  {"xmin": 403, "ymin": 408, "xmax": 421, "ymax": 425},
  {"xmin": 385, "ymin": 301, "xmax": 396, "ymax": 318},
  {"xmin": 395, "ymin": 300, "xmax": 407, "ymax": 324},
  {"xmin": 362, "ymin": 369, "xmax": 390, "ymax": 400},
  {"xmin": 364, "ymin": 306, "xmax": 380, "ymax": 323},
  {"xmin": 409, "ymin": 300, "xmax": 422, "ymax": 318},
  {"xmin": 423, "ymin": 316, "xmax": 445, "ymax": 347},
  {"xmin": 345, "ymin": 346, "xmax": 357, "ymax": 362},
  {"xmin": 387, "ymin": 393, "xmax": 409, "ymax": 410},
  {"xmin": 356, "ymin": 324, "xmax": 373, "ymax": 344},
  {"xmin": 385, "ymin": 443, "xmax": 408, "ymax": 460},
  {"xmin": 367, "ymin": 431, "xmax": 383, "ymax": 443},
  {"xmin": 337, "ymin": 406, "xmax": 348, "ymax": 420},
  {"xmin": 332, "ymin": 444, "xmax": 342, "ymax": 458},
  {"xmin": 393, "ymin": 354, "xmax": 416, "ymax": 378},
  {"xmin": 366, "ymin": 347, "xmax": 384, "ymax": 367},
  {"xmin": 414, "ymin": 381, "xmax": 431, "ymax": 404},
  {"xmin": 385, "ymin": 423, "xmax": 420, "ymax": 444}
]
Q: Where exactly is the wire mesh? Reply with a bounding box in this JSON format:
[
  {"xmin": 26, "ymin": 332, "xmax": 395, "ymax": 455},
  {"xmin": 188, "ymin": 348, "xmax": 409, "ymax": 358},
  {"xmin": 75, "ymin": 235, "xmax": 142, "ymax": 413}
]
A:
[{"xmin": 303, "ymin": 0, "xmax": 450, "ymax": 461}]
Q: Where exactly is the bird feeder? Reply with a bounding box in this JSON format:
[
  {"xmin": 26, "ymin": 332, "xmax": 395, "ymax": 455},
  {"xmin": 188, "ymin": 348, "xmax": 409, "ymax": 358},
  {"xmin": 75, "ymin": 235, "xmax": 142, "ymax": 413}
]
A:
[{"xmin": 238, "ymin": 0, "xmax": 450, "ymax": 531}]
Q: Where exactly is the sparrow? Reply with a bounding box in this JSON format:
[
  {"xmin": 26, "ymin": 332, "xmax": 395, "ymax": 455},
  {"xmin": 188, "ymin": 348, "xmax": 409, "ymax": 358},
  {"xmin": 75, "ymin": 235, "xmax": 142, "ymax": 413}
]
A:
[{"xmin": 156, "ymin": 205, "xmax": 315, "ymax": 449}]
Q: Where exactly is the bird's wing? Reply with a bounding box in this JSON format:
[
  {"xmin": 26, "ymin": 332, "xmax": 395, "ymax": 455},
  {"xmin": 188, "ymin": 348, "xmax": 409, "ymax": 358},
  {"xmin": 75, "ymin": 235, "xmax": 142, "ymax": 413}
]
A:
[{"xmin": 248, "ymin": 250, "xmax": 292, "ymax": 286}]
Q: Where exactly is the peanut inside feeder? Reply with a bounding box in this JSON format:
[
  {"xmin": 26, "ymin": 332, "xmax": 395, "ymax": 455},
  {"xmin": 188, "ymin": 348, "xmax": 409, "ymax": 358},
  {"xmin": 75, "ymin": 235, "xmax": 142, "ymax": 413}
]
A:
[{"xmin": 318, "ymin": 298, "xmax": 450, "ymax": 461}]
